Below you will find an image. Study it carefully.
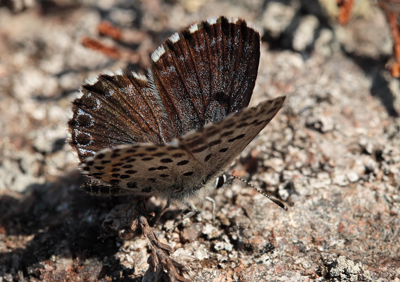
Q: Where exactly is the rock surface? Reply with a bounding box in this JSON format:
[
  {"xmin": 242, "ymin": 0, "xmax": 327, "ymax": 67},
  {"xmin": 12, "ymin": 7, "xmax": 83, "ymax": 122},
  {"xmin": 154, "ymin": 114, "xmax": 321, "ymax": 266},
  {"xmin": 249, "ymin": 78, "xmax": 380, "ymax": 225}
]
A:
[{"xmin": 1, "ymin": 0, "xmax": 399, "ymax": 281}]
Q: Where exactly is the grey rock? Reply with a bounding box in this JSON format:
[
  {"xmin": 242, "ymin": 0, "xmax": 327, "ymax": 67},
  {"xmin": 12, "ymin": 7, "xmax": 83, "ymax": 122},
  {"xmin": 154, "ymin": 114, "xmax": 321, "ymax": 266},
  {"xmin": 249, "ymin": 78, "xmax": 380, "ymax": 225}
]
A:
[
  {"xmin": 347, "ymin": 171, "xmax": 359, "ymax": 183},
  {"xmin": 293, "ymin": 15, "xmax": 319, "ymax": 52},
  {"xmin": 306, "ymin": 115, "xmax": 335, "ymax": 133},
  {"xmin": 333, "ymin": 174, "xmax": 349, "ymax": 187},
  {"xmin": 213, "ymin": 241, "xmax": 233, "ymax": 252},
  {"xmin": 262, "ymin": 1, "xmax": 297, "ymax": 38},
  {"xmin": 328, "ymin": 256, "xmax": 371, "ymax": 281},
  {"xmin": 202, "ymin": 223, "xmax": 222, "ymax": 240}
]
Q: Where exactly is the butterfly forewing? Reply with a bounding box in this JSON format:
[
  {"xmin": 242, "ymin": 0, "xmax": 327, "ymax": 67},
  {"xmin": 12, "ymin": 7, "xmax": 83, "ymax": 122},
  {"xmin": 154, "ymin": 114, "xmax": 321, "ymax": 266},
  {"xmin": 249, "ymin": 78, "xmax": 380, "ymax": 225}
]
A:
[{"xmin": 179, "ymin": 97, "xmax": 286, "ymax": 181}]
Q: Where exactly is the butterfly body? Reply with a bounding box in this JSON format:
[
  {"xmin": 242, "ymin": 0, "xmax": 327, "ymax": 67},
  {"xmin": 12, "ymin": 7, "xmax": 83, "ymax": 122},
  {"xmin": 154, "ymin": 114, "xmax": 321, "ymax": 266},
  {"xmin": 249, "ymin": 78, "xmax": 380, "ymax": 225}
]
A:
[{"xmin": 69, "ymin": 16, "xmax": 286, "ymax": 206}]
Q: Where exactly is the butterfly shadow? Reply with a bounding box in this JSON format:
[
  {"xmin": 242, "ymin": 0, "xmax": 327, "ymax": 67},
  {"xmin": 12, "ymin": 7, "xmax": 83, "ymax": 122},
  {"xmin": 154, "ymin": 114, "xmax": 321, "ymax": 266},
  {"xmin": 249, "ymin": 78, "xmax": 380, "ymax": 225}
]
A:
[
  {"xmin": 0, "ymin": 170, "xmax": 198, "ymax": 281},
  {"xmin": 341, "ymin": 48, "xmax": 398, "ymax": 117},
  {"xmin": 261, "ymin": 0, "xmax": 330, "ymax": 57},
  {"xmin": 0, "ymin": 170, "xmax": 138, "ymax": 281}
]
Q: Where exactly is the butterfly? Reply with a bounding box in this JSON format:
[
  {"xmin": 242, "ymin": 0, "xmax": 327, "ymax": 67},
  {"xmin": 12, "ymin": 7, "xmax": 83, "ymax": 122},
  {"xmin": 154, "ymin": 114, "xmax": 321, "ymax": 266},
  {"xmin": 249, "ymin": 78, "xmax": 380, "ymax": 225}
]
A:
[{"xmin": 68, "ymin": 16, "xmax": 286, "ymax": 212}]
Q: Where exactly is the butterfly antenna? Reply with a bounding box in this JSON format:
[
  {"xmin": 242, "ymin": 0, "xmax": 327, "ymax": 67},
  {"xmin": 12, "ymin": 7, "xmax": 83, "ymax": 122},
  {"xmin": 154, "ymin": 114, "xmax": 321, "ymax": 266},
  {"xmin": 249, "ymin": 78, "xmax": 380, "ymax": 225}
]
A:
[{"xmin": 231, "ymin": 175, "xmax": 288, "ymax": 211}]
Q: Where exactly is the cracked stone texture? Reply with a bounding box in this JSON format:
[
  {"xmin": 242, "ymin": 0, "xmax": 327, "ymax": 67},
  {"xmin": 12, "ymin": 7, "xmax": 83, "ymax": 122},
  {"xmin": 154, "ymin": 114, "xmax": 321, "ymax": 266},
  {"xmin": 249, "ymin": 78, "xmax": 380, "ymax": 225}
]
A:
[{"xmin": 1, "ymin": 0, "xmax": 400, "ymax": 281}]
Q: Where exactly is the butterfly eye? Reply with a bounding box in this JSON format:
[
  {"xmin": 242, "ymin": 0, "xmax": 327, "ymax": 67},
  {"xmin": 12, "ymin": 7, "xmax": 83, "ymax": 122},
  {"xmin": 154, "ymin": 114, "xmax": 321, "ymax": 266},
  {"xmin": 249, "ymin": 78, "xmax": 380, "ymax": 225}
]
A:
[{"xmin": 215, "ymin": 175, "xmax": 226, "ymax": 189}]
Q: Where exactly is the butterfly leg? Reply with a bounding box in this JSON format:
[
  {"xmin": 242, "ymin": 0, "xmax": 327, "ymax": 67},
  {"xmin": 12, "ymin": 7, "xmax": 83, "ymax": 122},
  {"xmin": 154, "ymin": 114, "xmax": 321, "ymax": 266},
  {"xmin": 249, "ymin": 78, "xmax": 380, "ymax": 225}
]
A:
[
  {"xmin": 182, "ymin": 202, "xmax": 198, "ymax": 220},
  {"xmin": 205, "ymin": 197, "xmax": 215, "ymax": 223},
  {"xmin": 171, "ymin": 202, "xmax": 198, "ymax": 230}
]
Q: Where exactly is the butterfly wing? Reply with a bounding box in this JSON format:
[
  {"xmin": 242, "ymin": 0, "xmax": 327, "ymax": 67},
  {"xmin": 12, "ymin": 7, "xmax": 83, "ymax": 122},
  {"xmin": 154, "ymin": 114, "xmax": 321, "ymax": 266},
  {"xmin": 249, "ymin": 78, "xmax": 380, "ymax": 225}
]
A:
[
  {"xmin": 150, "ymin": 17, "xmax": 260, "ymax": 136},
  {"xmin": 179, "ymin": 96, "xmax": 286, "ymax": 184},
  {"xmin": 69, "ymin": 72, "xmax": 176, "ymax": 162},
  {"xmin": 81, "ymin": 143, "xmax": 205, "ymax": 199}
]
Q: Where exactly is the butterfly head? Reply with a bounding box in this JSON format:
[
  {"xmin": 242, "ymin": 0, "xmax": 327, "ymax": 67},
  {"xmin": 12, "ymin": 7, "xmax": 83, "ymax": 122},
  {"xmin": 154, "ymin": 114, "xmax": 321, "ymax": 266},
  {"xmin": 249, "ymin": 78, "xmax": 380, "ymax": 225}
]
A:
[{"xmin": 215, "ymin": 174, "xmax": 227, "ymax": 189}]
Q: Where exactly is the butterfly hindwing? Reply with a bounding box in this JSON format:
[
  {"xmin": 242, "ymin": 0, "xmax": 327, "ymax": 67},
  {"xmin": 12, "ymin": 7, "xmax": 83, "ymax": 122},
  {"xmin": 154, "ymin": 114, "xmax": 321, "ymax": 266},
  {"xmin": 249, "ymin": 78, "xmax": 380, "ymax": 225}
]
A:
[
  {"xmin": 69, "ymin": 72, "xmax": 176, "ymax": 162},
  {"xmin": 81, "ymin": 143, "xmax": 204, "ymax": 198},
  {"xmin": 150, "ymin": 17, "xmax": 260, "ymax": 136}
]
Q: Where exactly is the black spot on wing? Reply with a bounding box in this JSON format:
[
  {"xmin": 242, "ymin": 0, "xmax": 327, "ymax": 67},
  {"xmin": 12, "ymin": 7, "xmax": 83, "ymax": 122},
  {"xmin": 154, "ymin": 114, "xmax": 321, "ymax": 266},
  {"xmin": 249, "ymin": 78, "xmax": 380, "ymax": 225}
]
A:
[
  {"xmin": 153, "ymin": 152, "xmax": 166, "ymax": 157},
  {"xmin": 111, "ymin": 152, "xmax": 120, "ymax": 158},
  {"xmin": 206, "ymin": 128, "xmax": 219, "ymax": 137},
  {"xmin": 228, "ymin": 134, "xmax": 245, "ymax": 143},
  {"xmin": 192, "ymin": 146, "xmax": 208, "ymax": 153},
  {"xmin": 134, "ymin": 153, "xmax": 146, "ymax": 157},
  {"xmin": 186, "ymin": 138, "xmax": 204, "ymax": 148},
  {"xmin": 177, "ymin": 160, "xmax": 189, "ymax": 166},
  {"xmin": 148, "ymin": 166, "xmax": 168, "ymax": 171},
  {"xmin": 172, "ymin": 153, "xmax": 184, "ymax": 158},
  {"xmin": 236, "ymin": 122, "xmax": 249, "ymax": 128},
  {"xmin": 110, "ymin": 179, "xmax": 121, "ymax": 185},
  {"xmin": 224, "ymin": 122, "xmax": 236, "ymax": 129},
  {"xmin": 76, "ymin": 132, "xmax": 91, "ymax": 145},
  {"xmin": 127, "ymin": 182, "xmax": 137, "ymax": 188},
  {"xmin": 221, "ymin": 130, "xmax": 234, "ymax": 137},
  {"xmin": 209, "ymin": 140, "xmax": 221, "ymax": 147},
  {"xmin": 142, "ymin": 187, "xmax": 152, "ymax": 193}
]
